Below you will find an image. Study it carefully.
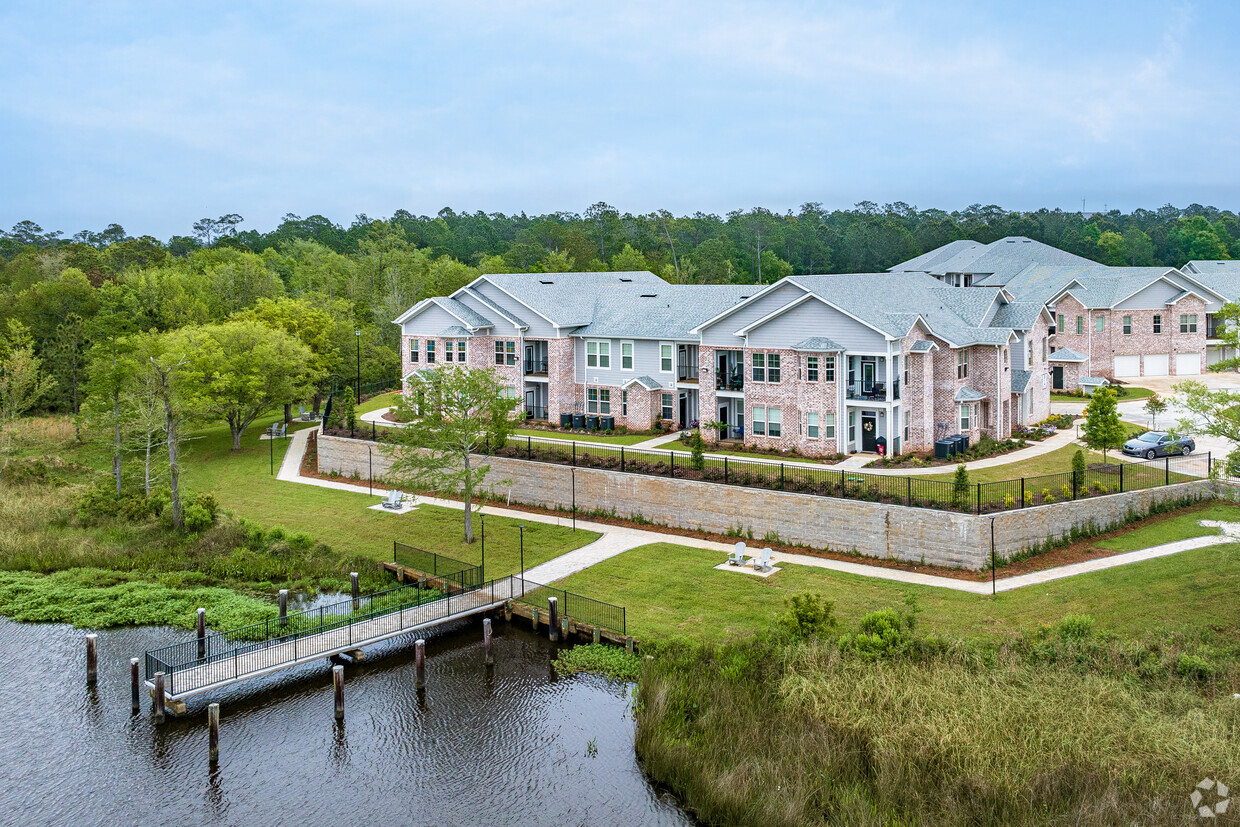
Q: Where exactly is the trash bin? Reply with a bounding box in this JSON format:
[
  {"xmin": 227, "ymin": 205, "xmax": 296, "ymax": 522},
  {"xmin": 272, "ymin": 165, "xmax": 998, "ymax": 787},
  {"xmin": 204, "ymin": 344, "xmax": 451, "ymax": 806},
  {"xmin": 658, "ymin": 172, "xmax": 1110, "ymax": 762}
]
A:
[
  {"xmin": 572, "ymin": 414, "xmax": 585, "ymax": 430},
  {"xmin": 600, "ymin": 416, "xmax": 615, "ymax": 432},
  {"xmin": 560, "ymin": 413, "xmax": 573, "ymax": 429},
  {"xmin": 586, "ymin": 415, "xmax": 600, "ymax": 431},
  {"xmin": 934, "ymin": 438, "xmax": 955, "ymax": 460}
]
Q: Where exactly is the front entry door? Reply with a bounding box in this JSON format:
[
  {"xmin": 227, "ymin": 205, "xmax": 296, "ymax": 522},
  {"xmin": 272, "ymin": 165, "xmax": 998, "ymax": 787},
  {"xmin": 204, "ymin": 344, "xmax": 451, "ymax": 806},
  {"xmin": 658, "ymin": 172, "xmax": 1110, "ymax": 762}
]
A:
[
  {"xmin": 862, "ymin": 361, "xmax": 876, "ymax": 394},
  {"xmin": 525, "ymin": 389, "xmax": 535, "ymax": 418},
  {"xmin": 1052, "ymin": 366, "xmax": 1064, "ymax": 390},
  {"xmin": 861, "ymin": 411, "xmax": 878, "ymax": 452},
  {"xmin": 718, "ymin": 405, "xmax": 729, "ymax": 440}
]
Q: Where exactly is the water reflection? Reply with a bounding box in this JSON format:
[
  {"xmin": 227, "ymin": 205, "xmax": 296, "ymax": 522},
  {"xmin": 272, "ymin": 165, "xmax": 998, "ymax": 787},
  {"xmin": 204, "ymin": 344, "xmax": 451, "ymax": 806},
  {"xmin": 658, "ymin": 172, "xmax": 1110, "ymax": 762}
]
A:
[{"xmin": 0, "ymin": 616, "xmax": 689, "ymax": 826}]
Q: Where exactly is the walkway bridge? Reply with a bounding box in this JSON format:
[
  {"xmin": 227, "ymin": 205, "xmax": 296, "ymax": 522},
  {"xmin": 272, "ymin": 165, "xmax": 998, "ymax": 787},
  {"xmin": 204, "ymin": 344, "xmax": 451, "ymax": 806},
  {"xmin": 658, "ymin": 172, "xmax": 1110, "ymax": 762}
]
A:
[{"xmin": 143, "ymin": 546, "xmax": 626, "ymax": 702}]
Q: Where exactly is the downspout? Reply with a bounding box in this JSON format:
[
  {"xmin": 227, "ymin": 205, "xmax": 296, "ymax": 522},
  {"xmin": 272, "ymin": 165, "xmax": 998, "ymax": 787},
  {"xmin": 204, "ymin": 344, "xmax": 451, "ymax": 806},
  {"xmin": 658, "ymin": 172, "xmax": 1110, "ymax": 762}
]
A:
[{"xmin": 996, "ymin": 345, "xmax": 1002, "ymax": 438}]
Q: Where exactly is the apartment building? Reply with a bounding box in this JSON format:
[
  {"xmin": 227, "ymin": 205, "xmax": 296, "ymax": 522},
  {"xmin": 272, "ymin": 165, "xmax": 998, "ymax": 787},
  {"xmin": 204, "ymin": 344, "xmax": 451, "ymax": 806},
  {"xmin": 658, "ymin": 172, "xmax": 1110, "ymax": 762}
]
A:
[{"xmin": 1180, "ymin": 259, "xmax": 1240, "ymax": 366}]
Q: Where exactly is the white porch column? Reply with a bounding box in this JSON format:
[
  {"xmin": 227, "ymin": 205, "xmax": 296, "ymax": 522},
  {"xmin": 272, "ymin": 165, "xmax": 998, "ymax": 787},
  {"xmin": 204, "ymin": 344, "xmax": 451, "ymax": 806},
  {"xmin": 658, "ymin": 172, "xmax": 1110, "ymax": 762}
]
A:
[{"xmin": 885, "ymin": 349, "xmax": 895, "ymax": 454}]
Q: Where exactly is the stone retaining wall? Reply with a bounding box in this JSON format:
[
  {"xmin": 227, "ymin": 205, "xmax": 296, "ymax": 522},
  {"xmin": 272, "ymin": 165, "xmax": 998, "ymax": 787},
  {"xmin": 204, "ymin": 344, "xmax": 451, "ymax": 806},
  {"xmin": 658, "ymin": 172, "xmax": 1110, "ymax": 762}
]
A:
[{"xmin": 317, "ymin": 434, "xmax": 1219, "ymax": 570}]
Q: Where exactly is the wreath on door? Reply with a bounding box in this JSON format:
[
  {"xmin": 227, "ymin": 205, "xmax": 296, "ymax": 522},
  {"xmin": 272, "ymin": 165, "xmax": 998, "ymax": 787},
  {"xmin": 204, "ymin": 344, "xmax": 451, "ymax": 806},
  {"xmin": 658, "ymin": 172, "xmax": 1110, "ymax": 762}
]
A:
[{"xmin": 863, "ymin": 421, "xmax": 874, "ymax": 432}]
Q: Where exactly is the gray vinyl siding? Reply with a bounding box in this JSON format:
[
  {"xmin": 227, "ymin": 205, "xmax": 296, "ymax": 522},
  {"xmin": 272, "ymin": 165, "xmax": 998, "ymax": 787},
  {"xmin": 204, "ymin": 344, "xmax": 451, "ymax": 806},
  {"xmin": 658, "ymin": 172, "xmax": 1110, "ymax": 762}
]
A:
[
  {"xmin": 699, "ymin": 281, "xmax": 805, "ymax": 347},
  {"xmin": 979, "ymin": 298, "xmax": 1001, "ymax": 328},
  {"xmin": 746, "ymin": 298, "xmax": 888, "ymax": 352},
  {"xmin": 575, "ymin": 337, "xmax": 669, "ymax": 386},
  {"xmin": 1114, "ymin": 279, "xmax": 1182, "ymax": 310},
  {"xmin": 1011, "ymin": 332, "xmax": 1026, "ymax": 369},
  {"xmin": 473, "ymin": 281, "xmax": 559, "ymax": 338},
  {"xmin": 400, "ymin": 304, "xmax": 465, "ymax": 337},
  {"xmin": 454, "ymin": 291, "xmax": 513, "ymax": 332}
]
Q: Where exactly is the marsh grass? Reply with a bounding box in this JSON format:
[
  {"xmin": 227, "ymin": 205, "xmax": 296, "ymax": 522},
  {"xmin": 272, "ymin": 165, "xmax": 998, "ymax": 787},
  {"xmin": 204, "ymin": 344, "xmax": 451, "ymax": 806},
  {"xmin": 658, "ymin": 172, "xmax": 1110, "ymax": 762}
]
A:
[
  {"xmin": 553, "ymin": 643, "xmax": 642, "ymax": 681},
  {"xmin": 637, "ymin": 623, "xmax": 1240, "ymax": 826}
]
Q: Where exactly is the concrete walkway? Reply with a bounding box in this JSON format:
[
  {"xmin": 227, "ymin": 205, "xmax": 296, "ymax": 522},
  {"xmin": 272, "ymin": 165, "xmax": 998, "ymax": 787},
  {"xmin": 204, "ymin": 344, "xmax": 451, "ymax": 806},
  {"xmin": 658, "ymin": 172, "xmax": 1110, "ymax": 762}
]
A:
[
  {"xmin": 276, "ymin": 426, "xmax": 1231, "ymax": 594},
  {"xmin": 628, "ymin": 431, "xmax": 684, "ymax": 449}
]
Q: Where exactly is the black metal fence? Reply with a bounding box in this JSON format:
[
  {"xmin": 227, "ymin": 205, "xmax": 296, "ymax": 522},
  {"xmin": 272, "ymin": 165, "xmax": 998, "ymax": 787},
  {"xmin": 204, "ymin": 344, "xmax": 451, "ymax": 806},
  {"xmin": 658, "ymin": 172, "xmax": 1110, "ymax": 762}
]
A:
[
  {"xmin": 510, "ymin": 576, "xmax": 626, "ymax": 635},
  {"xmin": 144, "ymin": 580, "xmax": 445, "ymax": 696},
  {"xmin": 492, "ymin": 434, "xmax": 1211, "ymax": 515},
  {"xmin": 393, "ymin": 543, "xmax": 482, "ymax": 590}
]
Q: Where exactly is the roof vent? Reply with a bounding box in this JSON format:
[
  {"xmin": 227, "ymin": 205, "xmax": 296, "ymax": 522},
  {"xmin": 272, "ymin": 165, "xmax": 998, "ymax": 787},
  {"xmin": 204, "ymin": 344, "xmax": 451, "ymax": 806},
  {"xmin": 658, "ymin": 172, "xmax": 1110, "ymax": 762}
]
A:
[
  {"xmin": 640, "ymin": 293, "xmax": 658, "ymax": 298},
  {"xmin": 538, "ymin": 279, "xmax": 554, "ymax": 285},
  {"xmin": 619, "ymin": 277, "xmax": 632, "ymax": 282},
  {"xmin": 739, "ymin": 295, "xmax": 750, "ymax": 300}
]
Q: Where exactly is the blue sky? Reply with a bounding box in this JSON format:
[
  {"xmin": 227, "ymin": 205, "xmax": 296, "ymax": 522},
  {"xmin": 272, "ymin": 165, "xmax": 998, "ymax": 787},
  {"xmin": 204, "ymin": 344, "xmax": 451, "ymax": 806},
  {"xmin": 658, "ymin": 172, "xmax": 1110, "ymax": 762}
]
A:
[{"xmin": 2, "ymin": 1, "xmax": 1237, "ymax": 239}]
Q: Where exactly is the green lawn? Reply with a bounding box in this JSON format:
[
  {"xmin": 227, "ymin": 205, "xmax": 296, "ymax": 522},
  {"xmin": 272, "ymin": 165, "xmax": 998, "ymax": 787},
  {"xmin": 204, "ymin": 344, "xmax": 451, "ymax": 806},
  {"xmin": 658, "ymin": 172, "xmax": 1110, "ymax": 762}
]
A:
[
  {"xmin": 511, "ymin": 428, "xmax": 657, "ymax": 445},
  {"xmin": 357, "ymin": 390, "xmax": 402, "ymax": 415},
  {"xmin": 555, "ymin": 537, "xmax": 1240, "ymax": 644},
  {"xmin": 1094, "ymin": 501, "xmax": 1239, "ymax": 552},
  {"xmin": 1050, "ymin": 386, "xmax": 1156, "ymax": 403},
  {"xmin": 923, "ymin": 443, "xmax": 1107, "ymax": 483}
]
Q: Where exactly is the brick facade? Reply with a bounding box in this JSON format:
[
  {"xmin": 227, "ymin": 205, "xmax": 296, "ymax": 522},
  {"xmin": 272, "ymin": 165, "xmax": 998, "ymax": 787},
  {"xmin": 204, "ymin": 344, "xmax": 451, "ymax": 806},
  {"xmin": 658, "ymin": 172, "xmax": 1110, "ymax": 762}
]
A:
[{"xmin": 1052, "ymin": 295, "xmax": 1207, "ymax": 380}]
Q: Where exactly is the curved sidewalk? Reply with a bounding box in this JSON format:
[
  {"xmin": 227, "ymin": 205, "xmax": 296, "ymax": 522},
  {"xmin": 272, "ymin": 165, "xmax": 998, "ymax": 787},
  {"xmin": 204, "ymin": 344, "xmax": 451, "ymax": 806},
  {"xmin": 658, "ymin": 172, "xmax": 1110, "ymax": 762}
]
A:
[{"xmin": 275, "ymin": 426, "xmax": 1225, "ymax": 594}]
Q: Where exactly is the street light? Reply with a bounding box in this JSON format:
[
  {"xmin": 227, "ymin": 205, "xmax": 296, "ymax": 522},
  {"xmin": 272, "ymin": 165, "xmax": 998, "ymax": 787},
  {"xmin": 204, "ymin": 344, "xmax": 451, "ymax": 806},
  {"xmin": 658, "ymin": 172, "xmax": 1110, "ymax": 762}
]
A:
[{"xmin": 354, "ymin": 329, "xmax": 362, "ymax": 403}]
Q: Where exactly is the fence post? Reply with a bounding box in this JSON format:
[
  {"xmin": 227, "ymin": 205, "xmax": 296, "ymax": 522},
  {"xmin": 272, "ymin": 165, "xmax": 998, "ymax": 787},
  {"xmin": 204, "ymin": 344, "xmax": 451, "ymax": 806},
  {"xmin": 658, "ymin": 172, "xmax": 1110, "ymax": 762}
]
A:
[
  {"xmin": 840, "ymin": 469, "xmax": 847, "ymax": 498},
  {"xmin": 1165, "ymin": 456, "xmax": 1170, "ymax": 486},
  {"xmin": 621, "ymin": 446, "xmax": 625, "ymax": 473},
  {"xmin": 724, "ymin": 456, "xmax": 728, "ymax": 484},
  {"xmin": 1020, "ymin": 477, "xmax": 1025, "ymax": 508},
  {"xmin": 528, "ymin": 435, "xmax": 532, "ymax": 460},
  {"xmin": 976, "ymin": 483, "xmax": 981, "ymax": 515},
  {"xmin": 1208, "ymin": 451, "xmax": 1213, "ymax": 478},
  {"xmin": 779, "ymin": 463, "xmax": 785, "ymax": 491},
  {"xmin": 1120, "ymin": 463, "xmax": 1124, "ymax": 492},
  {"xmin": 906, "ymin": 476, "xmax": 911, "ymax": 507},
  {"xmin": 669, "ymin": 450, "xmax": 675, "ymax": 478},
  {"xmin": 1072, "ymin": 470, "xmax": 1078, "ymax": 501},
  {"xmin": 572, "ymin": 443, "xmax": 576, "ymax": 467}
]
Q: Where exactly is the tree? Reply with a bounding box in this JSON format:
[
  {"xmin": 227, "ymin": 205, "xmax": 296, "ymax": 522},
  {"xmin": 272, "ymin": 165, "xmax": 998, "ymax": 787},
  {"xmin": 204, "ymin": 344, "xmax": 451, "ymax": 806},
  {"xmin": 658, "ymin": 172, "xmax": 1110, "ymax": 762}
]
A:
[
  {"xmin": 1071, "ymin": 448, "xmax": 1087, "ymax": 494},
  {"xmin": 1144, "ymin": 394, "xmax": 1168, "ymax": 429},
  {"xmin": 0, "ymin": 322, "xmax": 57, "ymax": 479},
  {"xmin": 167, "ymin": 320, "xmax": 314, "ymax": 450},
  {"xmin": 951, "ymin": 463, "xmax": 971, "ymax": 510},
  {"xmin": 385, "ymin": 365, "xmax": 516, "ymax": 543},
  {"xmin": 1080, "ymin": 388, "xmax": 1126, "ymax": 462},
  {"xmin": 234, "ymin": 297, "xmax": 339, "ymax": 423},
  {"xmin": 1174, "ymin": 380, "xmax": 1240, "ymax": 458},
  {"xmin": 610, "ymin": 244, "xmax": 648, "ymax": 272},
  {"xmin": 142, "ymin": 341, "xmax": 190, "ymax": 529}
]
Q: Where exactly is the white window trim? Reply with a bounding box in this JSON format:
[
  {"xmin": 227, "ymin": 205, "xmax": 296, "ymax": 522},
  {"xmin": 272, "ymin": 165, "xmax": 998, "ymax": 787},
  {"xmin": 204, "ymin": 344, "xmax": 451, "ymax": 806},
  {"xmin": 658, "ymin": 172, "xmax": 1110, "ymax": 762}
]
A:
[
  {"xmin": 807, "ymin": 411, "xmax": 819, "ymax": 439},
  {"xmin": 587, "ymin": 339, "xmax": 611, "ymax": 369},
  {"xmin": 621, "ymin": 340, "xmax": 635, "ymax": 371},
  {"xmin": 959, "ymin": 403, "xmax": 971, "ymax": 432},
  {"xmin": 752, "ymin": 405, "xmax": 767, "ymax": 436},
  {"xmin": 823, "ymin": 355, "xmax": 835, "ymax": 382},
  {"xmin": 767, "ymin": 407, "xmax": 782, "ymax": 438},
  {"xmin": 823, "ymin": 412, "xmax": 836, "ymax": 439},
  {"xmin": 659, "ymin": 341, "xmax": 674, "ymax": 373}
]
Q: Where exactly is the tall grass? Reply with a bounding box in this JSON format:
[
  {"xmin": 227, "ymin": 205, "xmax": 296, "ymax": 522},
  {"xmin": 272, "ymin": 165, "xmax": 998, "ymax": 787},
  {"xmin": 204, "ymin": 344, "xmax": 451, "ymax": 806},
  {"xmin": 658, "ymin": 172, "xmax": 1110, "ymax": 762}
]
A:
[{"xmin": 637, "ymin": 624, "xmax": 1240, "ymax": 826}]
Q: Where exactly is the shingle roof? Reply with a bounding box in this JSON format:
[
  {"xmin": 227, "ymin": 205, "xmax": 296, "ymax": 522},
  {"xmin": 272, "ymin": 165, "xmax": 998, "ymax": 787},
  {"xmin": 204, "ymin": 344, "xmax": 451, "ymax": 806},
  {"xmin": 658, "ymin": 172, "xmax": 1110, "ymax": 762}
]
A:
[
  {"xmin": 891, "ymin": 236, "xmax": 1094, "ymax": 284},
  {"xmin": 955, "ymin": 387, "xmax": 989, "ymax": 402},
  {"xmin": 478, "ymin": 271, "xmax": 666, "ymax": 327},
  {"xmin": 623, "ymin": 375, "xmax": 663, "ymax": 390},
  {"xmin": 791, "ymin": 337, "xmax": 845, "ymax": 352},
  {"xmin": 1010, "ymin": 369, "xmax": 1032, "ymax": 394},
  {"xmin": 1003, "ymin": 265, "xmax": 1214, "ymax": 310},
  {"xmin": 437, "ymin": 325, "xmax": 472, "ymax": 338},
  {"xmin": 1049, "ymin": 347, "xmax": 1087, "ymax": 362},
  {"xmin": 787, "ymin": 273, "xmax": 1017, "ymax": 347},
  {"xmin": 1079, "ymin": 376, "xmax": 1110, "ymax": 386},
  {"xmin": 575, "ymin": 285, "xmax": 750, "ymax": 339},
  {"xmin": 909, "ymin": 340, "xmax": 937, "ymax": 353},
  {"xmin": 890, "ymin": 239, "xmax": 985, "ymax": 273},
  {"xmin": 989, "ymin": 301, "xmax": 1045, "ymax": 330},
  {"xmin": 461, "ymin": 287, "xmax": 528, "ymax": 329},
  {"xmin": 394, "ymin": 295, "xmax": 493, "ymax": 329}
]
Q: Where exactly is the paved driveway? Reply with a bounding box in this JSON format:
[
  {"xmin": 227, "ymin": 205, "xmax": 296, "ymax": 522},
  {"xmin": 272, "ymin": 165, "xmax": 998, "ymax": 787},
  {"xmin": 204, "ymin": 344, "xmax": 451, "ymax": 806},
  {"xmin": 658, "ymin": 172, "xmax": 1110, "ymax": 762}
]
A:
[{"xmin": 1116, "ymin": 371, "xmax": 1240, "ymax": 461}]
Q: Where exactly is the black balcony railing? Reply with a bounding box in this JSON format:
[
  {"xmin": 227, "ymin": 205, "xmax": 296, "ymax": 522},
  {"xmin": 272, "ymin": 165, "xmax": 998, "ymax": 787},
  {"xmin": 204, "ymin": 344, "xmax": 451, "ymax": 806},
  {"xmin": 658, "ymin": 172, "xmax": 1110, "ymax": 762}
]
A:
[
  {"xmin": 715, "ymin": 370, "xmax": 744, "ymax": 391},
  {"xmin": 525, "ymin": 404, "xmax": 548, "ymax": 421},
  {"xmin": 846, "ymin": 381, "xmax": 899, "ymax": 401},
  {"xmin": 524, "ymin": 359, "xmax": 549, "ymax": 375}
]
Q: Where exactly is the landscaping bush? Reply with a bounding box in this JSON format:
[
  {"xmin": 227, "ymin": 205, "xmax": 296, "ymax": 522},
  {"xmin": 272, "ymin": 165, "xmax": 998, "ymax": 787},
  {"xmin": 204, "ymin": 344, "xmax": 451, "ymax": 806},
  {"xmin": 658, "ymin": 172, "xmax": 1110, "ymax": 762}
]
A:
[{"xmin": 779, "ymin": 592, "xmax": 836, "ymax": 640}]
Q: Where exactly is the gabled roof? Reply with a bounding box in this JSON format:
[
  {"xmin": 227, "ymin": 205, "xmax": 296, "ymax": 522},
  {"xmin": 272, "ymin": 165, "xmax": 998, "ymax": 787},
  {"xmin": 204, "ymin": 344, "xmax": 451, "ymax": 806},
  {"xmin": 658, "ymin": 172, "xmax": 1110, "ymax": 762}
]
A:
[
  {"xmin": 622, "ymin": 375, "xmax": 663, "ymax": 390},
  {"xmin": 1010, "ymin": 369, "xmax": 1032, "ymax": 394},
  {"xmin": 575, "ymin": 285, "xmax": 750, "ymax": 340},
  {"xmin": 468, "ymin": 271, "xmax": 666, "ymax": 328},
  {"xmin": 392, "ymin": 296, "xmax": 493, "ymax": 330},
  {"xmin": 437, "ymin": 325, "xmax": 472, "ymax": 338},
  {"xmin": 909, "ymin": 340, "xmax": 938, "ymax": 353},
  {"xmin": 1049, "ymin": 348, "xmax": 1087, "ymax": 362},
  {"xmin": 955, "ymin": 387, "xmax": 988, "ymax": 402},
  {"xmin": 791, "ymin": 337, "xmax": 845, "ymax": 352},
  {"xmin": 891, "ymin": 237, "xmax": 1093, "ymax": 284},
  {"xmin": 1175, "ymin": 261, "xmax": 1240, "ymax": 306},
  {"xmin": 989, "ymin": 301, "xmax": 1047, "ymax": 330},
  {"xmin": 1079, "ymin": 376, "xmax": 1110, "ymax": 386},
  {"xmin": 1021, "ymin": 266, "xmax": 1221, "ymax": 310},
  {"xmin": 460, "ymin": 287, "xmax": 528, "ymax": 331}
]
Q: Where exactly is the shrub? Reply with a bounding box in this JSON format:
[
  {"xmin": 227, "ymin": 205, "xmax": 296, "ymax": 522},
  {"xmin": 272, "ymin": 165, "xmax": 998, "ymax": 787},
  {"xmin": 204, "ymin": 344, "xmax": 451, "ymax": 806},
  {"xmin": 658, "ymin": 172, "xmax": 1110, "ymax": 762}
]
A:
[
  {"xmin": 689, "ymin": 430, "xmax": 705, "ymax": 471},
  {"xmin": 182, "ymin": 503, "xmax": 213, "ymax": 533},
  {"xmin": 1003, "ymin": 493, "xmax": 1015, "ymax": 508},
  {"xmin": 1023, "ymin": 490, "xmax": 1033, "ymax": 505},
  {"xmin": 1176, "ymin": 653, "xmax": 1215, "ymax": 682},
  {"xmin": 1071, "ymin": 448, "xmax": 1087, "ymax": 490},
  {"xmin": 193, "ymin": 492, "xmax": 219, "ymax": 521},
  {"xmin": 1055, "ymin": 614, "xmax": 1095, "ymax": 640},
  {"xmin": 951, "ymin": 463, "xmax": 971, "ymax": 509},
  {"xmin": 779, "ymin": 592, "xmax": 836, "ymax": 640},
  {"xmin": 1061, "ymin": 483, "xmax": 1072, "ymax": 500}
]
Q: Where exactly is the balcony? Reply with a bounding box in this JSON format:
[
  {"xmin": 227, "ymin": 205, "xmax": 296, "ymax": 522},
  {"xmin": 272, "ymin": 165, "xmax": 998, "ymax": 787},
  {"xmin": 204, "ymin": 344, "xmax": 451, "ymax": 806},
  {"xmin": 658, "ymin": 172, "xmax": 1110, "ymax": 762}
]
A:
[
  {"xmin": 846, "ymin": 381, "xmax": 900, "ymax": 402},
  {"xmin": 523, "ymin": 359, "xmax": 549, "ymax": 376},
  {"xmin": 715, "ymin": 371, "xmax": 744, "ymax": 392},
  {"xmin": 524, "ymin": 404, "xmax": 548, "ymax": 421},
  {"xmin": 678, "ymin": 366, "xmax": 699, "ymax": 384}
]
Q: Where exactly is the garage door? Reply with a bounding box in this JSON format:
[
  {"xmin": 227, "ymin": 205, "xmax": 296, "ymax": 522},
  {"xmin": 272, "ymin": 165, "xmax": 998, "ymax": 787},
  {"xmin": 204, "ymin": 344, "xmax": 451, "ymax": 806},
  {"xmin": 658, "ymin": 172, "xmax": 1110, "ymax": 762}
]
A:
[
  {"xmin": 1176, "ymin": 353, "xmax": 1201, "ymax": 375},
  {"xmin": 1113, "ymin": 355, "xmax": 1140, "ymax": 377},
  {"xmin": 1144, "ymin": 354, "xmax": 1169, "ymax": 376}
]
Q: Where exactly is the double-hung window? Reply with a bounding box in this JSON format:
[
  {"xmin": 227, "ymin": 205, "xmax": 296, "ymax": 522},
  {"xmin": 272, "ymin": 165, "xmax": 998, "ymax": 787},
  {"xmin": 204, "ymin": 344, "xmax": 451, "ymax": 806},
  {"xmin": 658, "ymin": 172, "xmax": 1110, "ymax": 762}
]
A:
[
  {"xmin": 807, "ymin": 356, "xmax": 819, "ymax": 382},
  {"xmin": 1095, "ymin": 316, "xmax": 1104, "ymax": 333},
  {"xmin": 807, "ymin": 412, "xmax": 819, "ymax": 438},
  {"xmin": 823, "ymin": 413, "xmax": 836, "ymax": 439},
  {"xmin": 661, "ymin": 393, "xmax": 673, "ymax": 420},
  {"xmin": 659, "ymin": 343, "xmax": 673, "ymax": 373},
  {"xmin": 753, "ymin": 405, "xmax": 767, "ymax": 436},
  {"xmin": 457, "ymin": 340, "xmax": 468, "ymax": 362},
  {"xmin": 621, "ymin": 341, "xmax": 634, "ymax": 370},
  {"xmin": 1122, "ymin": 315, "xmax": 1132, "ymax": 335},
  {"xmin": 445, "ymin": 341, "xmax": 455, "ymax": 362},
  {"xmin": 621, "ymin": 390, "xmax": 628, "ymax": 416},
  {"xmin": 848, "ymin": 411, "xmax": 856, "ymax": 442},
  {"xmin": 1181, "ymin": 314, "xmax": 1198, "ymax": 333},
  {"xmin": 956, "ymin": 350, "xmax": 968, "ymax": 380},
  {"xmin": 1057, "ymin": 313, "xmax": 1064, "ymax": 331},
  {"xmin": 599, "ymin": 389, "xmax": 611, "ymax": 415},
  {"xmin": 495, "ymin": 341, "xmax": 516, "ymax": 365},
  {"xmin": 903, "ymin": 410, "xmax": 909, "ymax": 442},
  {"xmin": 426, "ymin": 340, "xmax": 436, "ymax": 362},
  {"xmin": 767, "ymin": 407, "xmax": 781, "ymax": 437},
  {"xmin": 959, "ymin": 403, "xmax": 971, "ymax": 431},
  {"xmin": 752, "ymin": 353, "xmax": 766, "ymax": 382},
  {"xmin": 1153, "ymin": 314, "xmax": 1162, "ymax": 333},
  {"xmin": 767, "ymin": 353, "xmax": 781, "ymax": 382},
  {"xmin": 587, "ymin": 388, "xmax": 599, "ymax": 414},
  {"xmin": 823, "ymin": 356, "xmax": 835, "ymax": 382},
  {"xmin": 409, "ymin": 340, "xmax": 419, "ymax": 363},
  {"xmin": 1076, "ymin": 316, "xmax": 1083, "ymax": 335},
  {"xmin": 586, "ymin": 340, "xmax": 610, "ymax": 368}
]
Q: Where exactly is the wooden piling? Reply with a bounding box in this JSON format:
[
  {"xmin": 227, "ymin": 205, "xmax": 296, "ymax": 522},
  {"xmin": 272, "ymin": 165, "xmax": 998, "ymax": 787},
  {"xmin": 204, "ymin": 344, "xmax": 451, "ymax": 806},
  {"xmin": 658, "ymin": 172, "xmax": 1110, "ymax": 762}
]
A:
[
  {"xmin": 278, "ymin": 589, "xmax": 288, "ymax": 627},
  {"xmin": 85, "ymin": 634, "xmax": 98, "ymax": 685},
  {"xmin": 531, "ymin": 608, "xmax": 539, "ymax": 631},
  {"xmin": 350, "ymin": 572, "xmax": 360, "ymax": 610},
  {"xmin": 333, "ymin": 664, "xmax": 344, "ymax": 720},
  {"xmin": 592, "ymin": 627, "xmax": 601, "ymax": 645},
  {"xmin": 418, "ymin": 574, "xmax": 427, "ymax": 591},
  {"xmin": 560, "ymin": 617, "xmax": 569, "ymax": 640},
  {"xmin": 153, "ymin": 672, "xmax": 166, "ymax": 724},
  {"xmin": 196, "ymin": 608, "xmax": 206, "ymax": 659},
  {"xmin": 503, "ymin": 600, "xmax": 512, "ymax": 622},
  {"xmin": 547, "ymin": 597, "xmax": 559, "ymax": 642},
  {"xmin": 625, "ymin": 636, "xmax": 634, "ymax": 654},
  {"xmin": 483, "ymin": 618, "xmax": 494, "ymax": 665},
  {"xmin": 415, "ymin": 639, "xmax": 427, "ymax": 689},
  {"xmin": 130, "ymin": 658, "xmax": 140, "ymax": 712},
  {"xmin": 208, "ymin": 703, "xmax": 220, "ymax": 766}
]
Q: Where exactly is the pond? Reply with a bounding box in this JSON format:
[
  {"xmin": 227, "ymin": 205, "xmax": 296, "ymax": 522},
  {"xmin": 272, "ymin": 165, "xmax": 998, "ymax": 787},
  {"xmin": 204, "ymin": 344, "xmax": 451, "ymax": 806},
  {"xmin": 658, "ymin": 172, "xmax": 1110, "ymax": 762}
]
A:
[{"xmin": 0, "ymin": 615, "xmax": 691, "ymax": 826}]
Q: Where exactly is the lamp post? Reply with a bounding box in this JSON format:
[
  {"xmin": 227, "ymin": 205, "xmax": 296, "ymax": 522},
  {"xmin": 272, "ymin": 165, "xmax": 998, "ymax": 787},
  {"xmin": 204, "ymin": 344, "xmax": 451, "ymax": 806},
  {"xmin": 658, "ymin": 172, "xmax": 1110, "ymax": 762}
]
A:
[
  {"xmin": 354, "ymin": 329, "xmax": 361, "ymax": 403},
  {"xmin": 518, "ymin": 524, "xmax": 525, "ymax": 596},
  {"xmin": 480, "ymin": 511, "xmax": 485, "ymax": 583}
]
